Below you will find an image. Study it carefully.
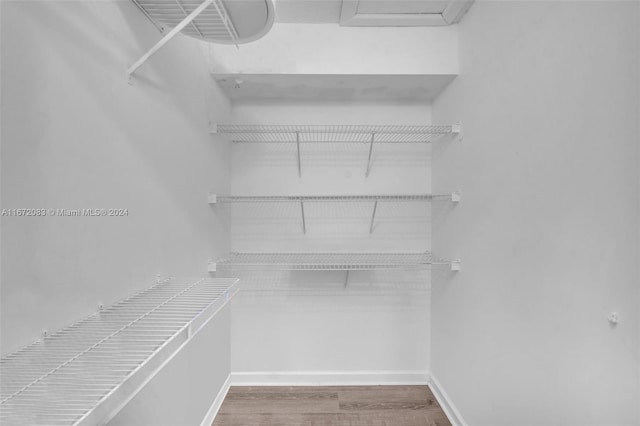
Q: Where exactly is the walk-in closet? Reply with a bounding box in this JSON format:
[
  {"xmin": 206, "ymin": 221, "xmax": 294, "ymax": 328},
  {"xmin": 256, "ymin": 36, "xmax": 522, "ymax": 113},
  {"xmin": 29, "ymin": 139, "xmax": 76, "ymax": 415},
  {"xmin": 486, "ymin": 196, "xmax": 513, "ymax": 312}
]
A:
[{"xmin": 1, "ymin": 0, "xmax": 638, "ymax": 425}]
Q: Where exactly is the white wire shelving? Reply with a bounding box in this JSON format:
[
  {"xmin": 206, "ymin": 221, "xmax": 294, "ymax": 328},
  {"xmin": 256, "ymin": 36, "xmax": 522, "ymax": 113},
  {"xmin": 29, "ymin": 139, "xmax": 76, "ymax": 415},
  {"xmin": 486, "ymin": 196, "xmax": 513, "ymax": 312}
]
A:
[
  {"xmin": 127, "ymin": 0, "xmax": 239, "ymax": 78},
  {"xmin": 211, "ymin": 124, "xmax": 462, "ymax": 177},
  {"xmin": 0, "ymin": 277, "xmax": 239, "ymax": 426},
  {"xmin": 212, "ymin": 124, "xmax": 461, "ymax": 143},
  {"xmin": 209, "ymin": 194, "xmax": 458, "ymax": 203},
  {"xmin": 131, "ymin": 0, "xmax": 239, "ymax": 43},
  {"xmin": 209, "ymin": 193, "xmax": 460, "ymax": 234},
  {"xmin": 211, "ymin": 252, "xmax": 460, "ymax": 273}
]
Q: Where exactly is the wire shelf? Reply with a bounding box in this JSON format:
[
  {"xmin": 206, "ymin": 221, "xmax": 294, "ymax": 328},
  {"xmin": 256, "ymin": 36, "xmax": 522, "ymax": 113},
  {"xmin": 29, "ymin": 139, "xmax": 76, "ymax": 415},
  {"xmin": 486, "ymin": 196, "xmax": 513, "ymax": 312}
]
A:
[
  {"xmin": 0, "ymin": 277, "xmax": 239, "ymax": 426},
  {"xmin": 209, "ymin": 193, "xmax": 458, "ymax": 235},
  {"xmin": 212, "ymin": 124, "xmax": 460, "ymax": 144},
  {"xmin": 132, "ymin": 0, "xmax": 239, "ymax": 43},
  {"xmin": 212, "ymin": 194, "xmax": 456, "ymax": 203},
  {"xmin": 213, "ymin": 252, "xmax": 456, "ymax": 271},
  {"xmin": 212, "ymin": 123, "xmax": 461, "ymax": 177}
]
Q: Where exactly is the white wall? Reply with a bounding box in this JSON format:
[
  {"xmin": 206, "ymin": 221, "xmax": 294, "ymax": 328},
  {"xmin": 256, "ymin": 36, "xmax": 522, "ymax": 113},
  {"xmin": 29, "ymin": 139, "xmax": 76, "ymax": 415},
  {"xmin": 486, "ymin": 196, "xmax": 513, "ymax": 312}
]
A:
[
  {"xmin": 109, "ymin": 304, "xmax": 231, "ymax": 426},
  {"xmin": 225, "ymin": 101, "xmax": 434, "ymax": 377},
  {"xmin": 1, "ymin": 0, "xmax": 231, "ymax": 423},
  {"xmin": 432, "ymin": 1, "xmax": 640, "ymax": 425},
  {"xmin": 209, "ymin": 23, "xmax": 458, "ymax": 75}
]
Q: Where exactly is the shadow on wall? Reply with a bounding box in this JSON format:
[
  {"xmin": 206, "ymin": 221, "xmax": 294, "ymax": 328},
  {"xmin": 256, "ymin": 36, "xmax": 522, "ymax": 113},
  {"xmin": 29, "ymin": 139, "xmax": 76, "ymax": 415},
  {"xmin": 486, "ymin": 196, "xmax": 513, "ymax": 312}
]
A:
[
  {"xmin": 222, "ymin": 268, "xmax": 432, "ymax": 304},
  {"xmin": 19, "ymin": 0, "xmax": 227, "ymax": 227},
  {"xmin": 1, "ymin": 0, "xmax": 231, "ymax": 353},
  {"xmin": 230, "ymin": 140, "xmax": 432, "ymax": 175},
  {"xmin": 224, "ymin": 201, "xmax": 431, "ymax": 246}
]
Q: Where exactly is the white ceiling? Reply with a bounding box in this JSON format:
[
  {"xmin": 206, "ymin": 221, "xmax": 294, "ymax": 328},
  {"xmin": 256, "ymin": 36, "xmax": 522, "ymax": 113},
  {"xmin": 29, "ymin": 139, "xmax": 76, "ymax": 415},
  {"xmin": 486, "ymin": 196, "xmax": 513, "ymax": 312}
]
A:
[{"xmin": 275, "ymin": 0, "xmax": 343, "ymax": 23}]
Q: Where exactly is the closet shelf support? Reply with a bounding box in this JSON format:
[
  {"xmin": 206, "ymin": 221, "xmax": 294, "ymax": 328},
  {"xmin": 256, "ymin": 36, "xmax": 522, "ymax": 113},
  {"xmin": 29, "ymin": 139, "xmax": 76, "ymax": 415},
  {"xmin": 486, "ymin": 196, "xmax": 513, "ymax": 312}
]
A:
[
  {"xmin": 174, "ymin": 0, "xmax": 205, "ymax": 38},
  {"xmin": 127, "ymin": 0, "xmax": 215, "ymax": 79},
  {"xmin": 365, "ymin": 132, "xmax": 375, "ymax": 177},
  {"xmin": 300, "ymin": 201, "xmax": 306, "ymax": 234},
  {"xmin": 452, "ymin": 122, "xmax": 463, "ymax": 141},
  {"xmin": 369, "ymin": 200, "xmax": 378, "ymax": 234},
  {"xmin": 451, "ymin": 259, "xmax": 461, "ymax": 271},
  {"xmin": 296, "ymin": 132, "xmax": 302, "ymax": 178}
]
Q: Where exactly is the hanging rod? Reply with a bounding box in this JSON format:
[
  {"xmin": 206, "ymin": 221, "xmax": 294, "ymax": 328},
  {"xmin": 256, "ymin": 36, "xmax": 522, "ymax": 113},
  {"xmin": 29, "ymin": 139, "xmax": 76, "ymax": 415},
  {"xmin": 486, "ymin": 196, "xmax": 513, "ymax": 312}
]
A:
[
  {"xmin": 0, "ymin": 277, "xmax": 239, "ymax": 425},
  {"xmin": 209, "ymin": 252, "xmax": 460, "ymax": 272}
]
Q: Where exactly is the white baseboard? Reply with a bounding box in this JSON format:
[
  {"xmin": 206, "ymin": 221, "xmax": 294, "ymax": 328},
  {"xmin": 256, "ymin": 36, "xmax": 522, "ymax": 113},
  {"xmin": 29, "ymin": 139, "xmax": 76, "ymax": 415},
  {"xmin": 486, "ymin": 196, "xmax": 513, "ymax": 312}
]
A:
[
  {"xmin": 200, "ymin": 373, "xmax": 231, "ymax": 426},
  {"xmin": 428, "ymin": 373, "xmax": 467, "ymax": 426},
  {"xmin": 230, "ymin": 370, "xmax": 430, "ymax": 386}
]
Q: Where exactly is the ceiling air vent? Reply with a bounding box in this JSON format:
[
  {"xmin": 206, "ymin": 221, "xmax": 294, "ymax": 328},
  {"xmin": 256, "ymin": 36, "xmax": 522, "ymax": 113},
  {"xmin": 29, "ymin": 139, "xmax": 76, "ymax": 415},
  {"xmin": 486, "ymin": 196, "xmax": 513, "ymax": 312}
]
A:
[{"xmin": 340, "ymin": 0, "xmax": 474, "ymax": 26}]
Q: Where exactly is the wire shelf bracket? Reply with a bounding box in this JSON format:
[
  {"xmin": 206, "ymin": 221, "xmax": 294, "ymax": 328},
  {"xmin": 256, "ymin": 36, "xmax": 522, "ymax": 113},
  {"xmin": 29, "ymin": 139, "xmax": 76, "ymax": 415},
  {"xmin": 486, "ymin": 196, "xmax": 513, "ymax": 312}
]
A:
[
  {"xmin": 450, "ymin": 259, "xmax": 462, "ymax": 271},
  {"xmin": 296, "ymin": 132, "xmax": 302, "ymax": 177},
  {"xmin": 365, "ymin": 132, "xmax": 375, "ymax": 177},
  {"xmin": 211, "ymin": 124, "xmax": 463, "ymax": 177},
  {"xmin": 211, "ymin": 252, "xmax": 461, "ymax": 272},
  {"xmin": 452, "ymin": 122, "xmax": 463, "ymax": 141},
  {"xmin": 0, "ymin": 277, "xmax": 239, "ymax": 425}
]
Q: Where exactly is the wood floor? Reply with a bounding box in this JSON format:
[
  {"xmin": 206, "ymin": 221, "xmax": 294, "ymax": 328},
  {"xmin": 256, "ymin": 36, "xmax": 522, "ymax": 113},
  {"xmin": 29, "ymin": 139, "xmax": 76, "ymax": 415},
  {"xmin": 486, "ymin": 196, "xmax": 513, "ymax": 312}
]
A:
[{"xmin": 213, "ymin": 385, "xmax": 451, "ymax": 426}]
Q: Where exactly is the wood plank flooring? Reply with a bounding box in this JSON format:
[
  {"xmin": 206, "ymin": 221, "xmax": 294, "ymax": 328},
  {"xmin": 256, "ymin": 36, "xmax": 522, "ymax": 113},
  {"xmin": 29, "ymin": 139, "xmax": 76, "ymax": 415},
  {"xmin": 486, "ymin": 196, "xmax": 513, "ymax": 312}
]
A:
[{"xmin": 213, "ymin": 385, "xmax": 451, "ymax": 426}]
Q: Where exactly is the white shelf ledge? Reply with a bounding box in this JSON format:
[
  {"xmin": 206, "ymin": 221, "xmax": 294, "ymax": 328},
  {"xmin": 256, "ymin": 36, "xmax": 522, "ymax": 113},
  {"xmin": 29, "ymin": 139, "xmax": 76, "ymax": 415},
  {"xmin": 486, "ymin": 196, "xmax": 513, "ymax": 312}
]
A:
[
  {"xmin": 212, "ymin": 123, "xmax": 461, "ymax": 177},
  {"xmin": 209, "ymin": 193, "xmax": 459, "ymax": 203},
  {"xmin": 208, "ymin": 193, "xmax": 460, "ymax": 235},
  {"xmin": 0, "ymin": 277, "xmax": 239, "ymax": 426},
  {"xmin": 211, "ymin": 124, "xmax": 460, "ymax": 143},
  {"xmin": 212, "ymin": 252, "xmax": 459, "ymax": 271}
]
